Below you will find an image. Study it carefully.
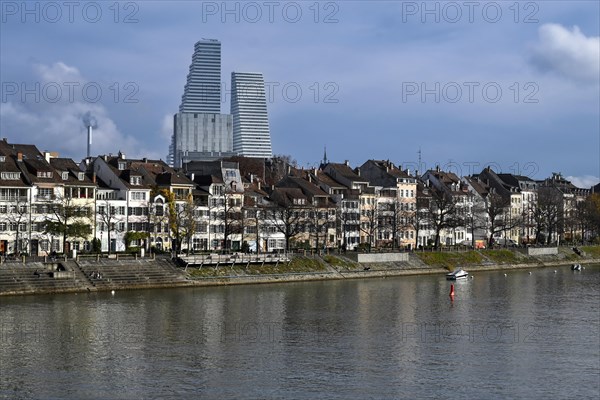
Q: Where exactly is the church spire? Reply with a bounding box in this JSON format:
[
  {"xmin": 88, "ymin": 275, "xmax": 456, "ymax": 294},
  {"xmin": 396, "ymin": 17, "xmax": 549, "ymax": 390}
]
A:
[{"xmin": 323, "ymin": 146, "xmax": 328, "ymax": 165}]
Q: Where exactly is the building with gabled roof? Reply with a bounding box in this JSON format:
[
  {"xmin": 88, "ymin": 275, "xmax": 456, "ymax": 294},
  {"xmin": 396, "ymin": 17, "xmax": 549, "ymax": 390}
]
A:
[
  {"xmin": 359, "ymin": 160, "xmax": 417, "ymax": 249},
  {"xmin": 421, "ymin": 166, "xmax": 473, "ymax": 246}
]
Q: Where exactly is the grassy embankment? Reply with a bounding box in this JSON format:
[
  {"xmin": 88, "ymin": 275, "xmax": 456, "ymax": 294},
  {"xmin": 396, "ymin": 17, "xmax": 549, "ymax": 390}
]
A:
[
  {"xmin": 580, "ymin": 246, "xmax": 600, "ymax": 258},
  {"xmin": 416, "ymin": 251, "xmax": 485, "ymax": 271},
  {"xmin": 322, "ymin": 255, "xmax": 359, "ymax": 271},
  {"xmin": 417, "ymin": 246, "xmax": 600, "ymax": 271},
  {"xmin": 186, "ymin": 247, "xmax": 600, "ymax": 278},
  {"xmin": 186, "ymin": 256, "xmax": 327, "ymax": 278}
]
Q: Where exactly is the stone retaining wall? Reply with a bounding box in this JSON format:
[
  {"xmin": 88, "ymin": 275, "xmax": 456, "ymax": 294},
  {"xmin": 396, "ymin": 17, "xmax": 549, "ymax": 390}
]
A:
[
  {"xmin": 527, "ymin": 247, "xmax": 558, "ymax": 256},
  {"xmin": 357, "ymin": 253, "xmax": 409, "ymax": 263}
]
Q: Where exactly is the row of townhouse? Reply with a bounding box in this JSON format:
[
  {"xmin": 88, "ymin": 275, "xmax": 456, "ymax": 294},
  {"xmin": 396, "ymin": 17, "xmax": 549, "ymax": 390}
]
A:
[
  {"xmin": 419, "ymin": 166, "xmax": 593, "ymax": 247},
  {"xmin": 0, "ymin": 139, "xmax": 96, "ymax": 255},
  {"xmin": 0, "ymin": 137, "xmax": 595, "ymax": 254}
]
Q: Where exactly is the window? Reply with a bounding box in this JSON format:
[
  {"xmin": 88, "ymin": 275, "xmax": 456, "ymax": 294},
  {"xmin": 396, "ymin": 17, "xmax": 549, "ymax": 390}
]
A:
[
  {"xmin": 38, "ymin": 188, "xmax": 53, "ymax": 198},
  {"xmin": 78, "ymin": 172, "xmax": 85, "ymax": 181},
  {"xmin": 1, "ymin": 172, "xmax": 20, "ymax": 180},
  {"xmin": 118, "ymin": 162, "xmax": 126, "ymax": 170},
  {"xmin": 0, "ymin": 205, "xmax": 6, "ymax": 213},
  {"xmin": 212, "ymin": 185, "xmax": 224, "ymax": 196},
  {"xmin": 131, "ymin": 191, "xmax": 146, "ymax": 201},
  {"xmin": 130, "ymin": 176, "xmax": 142, "ymax": 185},
  {"xmin": 61, "ymin": 172, "xmax": 69, "ymax": 180},
  {"xmin": 37, "ymin": 171, "xmax": 53, "ymax": 178},
  {"xmin": 0, "ymin": 223, "xmax": 6, "ymax": 231},
  {"xmin": 0, "ymin": 156, "xmax": 5, "ymax": 162},
  {"xmin": 0, "ymin": 188, "xmax": 27, "ymax": 201}
]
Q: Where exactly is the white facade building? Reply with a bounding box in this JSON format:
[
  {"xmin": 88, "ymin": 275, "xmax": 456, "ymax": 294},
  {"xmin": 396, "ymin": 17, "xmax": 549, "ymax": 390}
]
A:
[{"xmin": 231, "ymin": 72, "xmax": 273, "ymax": 158}]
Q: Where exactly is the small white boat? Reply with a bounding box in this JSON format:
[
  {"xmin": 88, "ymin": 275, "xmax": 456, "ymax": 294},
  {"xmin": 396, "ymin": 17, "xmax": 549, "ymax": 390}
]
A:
[
  {"xmin": 571, "ymin": 264, "xmax": 582, "ymax": 271},
  {"xmin": 446, "ymin": 268, "xmax": 469, "ymax": 280}
]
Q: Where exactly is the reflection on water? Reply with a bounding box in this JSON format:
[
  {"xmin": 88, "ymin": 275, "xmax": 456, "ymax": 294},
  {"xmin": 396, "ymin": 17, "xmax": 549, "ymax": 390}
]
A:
[{"xmin": 1, "ymin": 266, "xmax": 598, "ymax": 399}]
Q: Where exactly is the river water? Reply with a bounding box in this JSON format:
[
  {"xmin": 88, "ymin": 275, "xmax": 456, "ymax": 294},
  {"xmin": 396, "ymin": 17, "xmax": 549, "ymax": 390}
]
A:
[{"xmin": 1, "ymin": 265, "xmax": 598, "ymax": 399}]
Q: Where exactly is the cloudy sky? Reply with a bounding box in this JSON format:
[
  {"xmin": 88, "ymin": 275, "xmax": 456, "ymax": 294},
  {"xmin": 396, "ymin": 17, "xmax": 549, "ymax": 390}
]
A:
[{"xmin": 1, "ymin": 1, "xmax": 598, "ymax": 187}]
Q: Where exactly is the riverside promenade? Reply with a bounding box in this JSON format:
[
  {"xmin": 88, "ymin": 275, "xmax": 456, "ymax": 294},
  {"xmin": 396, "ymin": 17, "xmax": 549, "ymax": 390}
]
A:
[{"xmin": 1, "ymin": 247, "xmax": 599, "ymax": 296}]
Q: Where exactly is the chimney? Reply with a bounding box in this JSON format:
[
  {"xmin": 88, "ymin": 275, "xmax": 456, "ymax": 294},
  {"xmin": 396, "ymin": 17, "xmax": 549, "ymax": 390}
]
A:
[
  {"xmin": 87, "ymin": 125, "xmax": 92, "ymax": 158},
  {"xmin": 356, "ymin": 168, "xmax": 360, "ymax": 176},
  {"xmin": 287, "ymin": 165, "xmax": 291, "ymax": 175},
  {"xmin": 407, "ymin": 168, "xmax": 411, "ymax": 176},
  {"xmin": 92, "ymin": 172, "xmax": 97, "ymax": 183},
  {"xmin": 143, "ymin": 157, "xmax": 148, "ymax": 163},
  {"xmin": 190, "ymin": 173, "xmax": 195, "ymax": 182},
  {"xmin": 313, "ymin": 167, "xmax": 318, "ymax": 177},
  {"xmin": 257, "ymin": 181, "xmax": 261, "ymax": 191},
  {"xmin": 344, "ymin": 160, "xmax": 349, "ymax": 166},
  {"xmin": 17, "ymin": 152, "xmax": 23, "ymax": 162},
  {"xmin": 43, "ymin": 151, "xmax": 51, "ymax": 163}
]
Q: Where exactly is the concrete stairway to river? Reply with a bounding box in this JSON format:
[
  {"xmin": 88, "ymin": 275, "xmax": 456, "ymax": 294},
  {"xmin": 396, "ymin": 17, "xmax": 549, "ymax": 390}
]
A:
[
  {"xmin": 0, "ymin": 260, "xmax": 90, "ymax": 295},
  {"xmin": 77, "ymin": 258, "xmax": 192, "ymax": 291}
]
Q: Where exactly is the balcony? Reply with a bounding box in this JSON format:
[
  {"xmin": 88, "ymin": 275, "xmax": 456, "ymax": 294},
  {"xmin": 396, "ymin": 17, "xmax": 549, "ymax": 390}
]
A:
[
  {"xmin": 35, "ymin": 195, "xmax": 56, "ymax": 202},
  {"xmin": 0, "ymin": 196, "xmax": 28, "ymax": 202}
]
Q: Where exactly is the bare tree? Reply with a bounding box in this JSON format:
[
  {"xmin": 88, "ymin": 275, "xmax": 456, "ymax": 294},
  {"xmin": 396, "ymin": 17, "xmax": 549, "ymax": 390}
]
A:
[
  {"xmin": 96, "ymin": 199, "xmax": 123, "ymax": 254},
  {"xmin": 265, "ymin": 201, "xmax": 306, "ymax": 251},
  {"xmin": 44, "ymin": 195, "xmax": 93, "ymax": 253},
  {"xmin": 336, "ymin": 201, "xmax": 360, "ymax": 251},
  {"xmin": 215, "ymin": 190, "xmax": 243, "ymax": 251},
  {"xmin": 585, "ymin": 193, "xmax": 600, "ymax": 241},
  {"xmin": 170, "ymin": 194, "xmax": 196, "ymax": 254},
  {"xmin": 463, "ymin": 199, "xmax": 487, "ymax": 247},
  {"xmin": 1, "ymin": 198, "xmax": 29, "ymax": 254},
  {"xmin": 425, "ymin": 189, "xmax": 459, "ymax": 249},
  {"xmin": 534, "ymin": 188, "xmax": 564, "ymax": 245},
  {"xmin": 483, "ymin": 192, "xmax": 515, "ymax": 246},
  {"xmin": 359, "ymin": 207, "xmax": 379, "ymax": 250},
  {"xmin": 307, "ymin": 208, "xmax": 330, "ymax": 251}
]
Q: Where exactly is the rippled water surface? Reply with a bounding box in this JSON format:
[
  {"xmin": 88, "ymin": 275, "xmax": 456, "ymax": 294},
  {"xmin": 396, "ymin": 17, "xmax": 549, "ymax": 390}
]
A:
[{"xmin": 1, "ymin": 265, "xmax": 599, "ymax": 399}]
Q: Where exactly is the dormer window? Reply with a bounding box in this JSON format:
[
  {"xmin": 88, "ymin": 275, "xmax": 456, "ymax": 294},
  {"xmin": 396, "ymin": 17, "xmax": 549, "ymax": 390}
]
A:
[
  {"xmin": 0, "ymin": 156, "xmax": 5, "ymax": 162},
  {"xmin": 118, "ymin": 161, "xmax": 126, "ymax": 170},
  {"xmin": 78, "ymin": 172, "xmax": 85, "ymax": 181},
  {"xmin": 212, "ymin": 185, "xmax": 224, "ymax": 196},
  {"xmin": 1, "ymin": 172, "xmax": 20, "ymax": 180},
  {"xmin": 130, "ymin": 176, "xmax": 142, "ymax": 185},
  {"xmin": 62, "ymin": 172, "xmax": 69, "ymax": 180},
  {"xmin": 37, "ymin": 171, "xmax": 53, "ymax": 178}
]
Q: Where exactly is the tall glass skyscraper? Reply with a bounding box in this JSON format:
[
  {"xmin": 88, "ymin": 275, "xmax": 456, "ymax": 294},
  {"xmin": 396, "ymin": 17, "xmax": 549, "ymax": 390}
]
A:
[
  {"xmin": 169, "ymin": 39, "xmax": 234, "ymax": 166},
  {"xmin": 231, "ymin": 72, "xmax": 273, "ymax": 158},
  {"xmin": 180, "ymin": 39, "xmax": 222, "ymax": 113}
]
